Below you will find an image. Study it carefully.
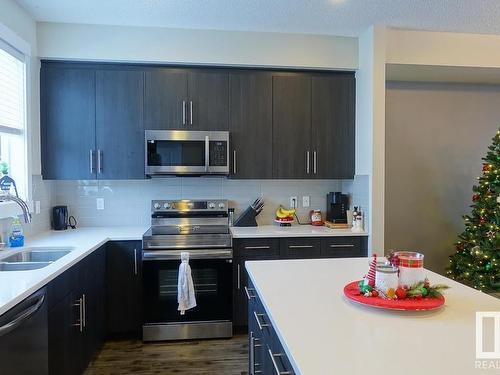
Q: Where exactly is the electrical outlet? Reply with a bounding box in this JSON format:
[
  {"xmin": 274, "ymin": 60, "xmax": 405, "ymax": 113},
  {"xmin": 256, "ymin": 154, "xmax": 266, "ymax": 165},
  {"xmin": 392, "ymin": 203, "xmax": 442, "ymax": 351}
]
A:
[
  {"xmin": 96, "ymin": 198, "xmax": 105, "ymax": 210},
  {"xmin": 302, "ymin": 196, "xmax": 310, "ymax": 208},
  {"xmin": 290, "ymin": 196, "xmax": 298, "ymax": 209},
  {"xmin": 35, "ymin": 201, "xmax": 41, "ymax": 214}
]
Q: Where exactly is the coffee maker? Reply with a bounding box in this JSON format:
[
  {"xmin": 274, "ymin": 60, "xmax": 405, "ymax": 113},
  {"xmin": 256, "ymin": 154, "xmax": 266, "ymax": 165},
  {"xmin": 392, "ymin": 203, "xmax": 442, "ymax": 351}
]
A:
[{"xmin": 326, "ymin": 192, "xmax": 349, "ymax": 223}]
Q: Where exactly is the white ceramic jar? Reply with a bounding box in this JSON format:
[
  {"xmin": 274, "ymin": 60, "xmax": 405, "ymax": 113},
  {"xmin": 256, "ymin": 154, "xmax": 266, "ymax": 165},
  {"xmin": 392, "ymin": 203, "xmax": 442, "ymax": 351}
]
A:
[{"xmin": 375, "ymin": 265, "xmax": 399, "ymax": 292}]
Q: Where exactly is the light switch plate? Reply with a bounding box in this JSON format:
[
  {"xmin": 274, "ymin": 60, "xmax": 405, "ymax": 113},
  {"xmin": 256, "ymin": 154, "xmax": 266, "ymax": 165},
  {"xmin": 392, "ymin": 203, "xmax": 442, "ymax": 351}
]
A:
[
  {"xmin": 290, "ymin": 196, "xmax": 298, "ymax": 209},
  {"xmin": 96, "ymin": 198, "xmax": 105, "ymax": 210},
  {"xmin": 35, "ymin": 201, "xmax": 41, "ymax": 214},
  {"xmin": 302, "ymin": 196, "xmax": 310, "ymax": 208}
]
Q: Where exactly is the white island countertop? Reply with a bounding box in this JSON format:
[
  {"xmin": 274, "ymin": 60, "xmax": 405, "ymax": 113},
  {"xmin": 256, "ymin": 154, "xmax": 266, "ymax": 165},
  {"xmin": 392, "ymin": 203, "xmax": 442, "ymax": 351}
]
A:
[
  {"xmin": 246, "ymin": 258, "xmax": 500, "ymax": 375},
  {"xmin": 0, "ymin": 226, "xmax": 147, "ymax": 316},
  {"xmin": 230, "ymin": 224, "xmax": 368, "ymax": 238}
]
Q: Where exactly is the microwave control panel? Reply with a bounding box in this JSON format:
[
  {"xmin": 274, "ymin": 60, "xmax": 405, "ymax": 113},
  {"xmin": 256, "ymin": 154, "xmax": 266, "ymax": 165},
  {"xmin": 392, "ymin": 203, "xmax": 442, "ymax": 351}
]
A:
[{"xmin": 209, "ymin": 141, "xmax": 227, "ymax": 166}]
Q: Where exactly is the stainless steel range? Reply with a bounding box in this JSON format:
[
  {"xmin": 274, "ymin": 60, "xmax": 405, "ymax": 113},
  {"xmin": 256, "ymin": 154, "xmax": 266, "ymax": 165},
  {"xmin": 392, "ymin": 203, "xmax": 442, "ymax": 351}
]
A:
[{"xmin": 142, "ymin": 199, "xmax": 233, "ymax": 341}]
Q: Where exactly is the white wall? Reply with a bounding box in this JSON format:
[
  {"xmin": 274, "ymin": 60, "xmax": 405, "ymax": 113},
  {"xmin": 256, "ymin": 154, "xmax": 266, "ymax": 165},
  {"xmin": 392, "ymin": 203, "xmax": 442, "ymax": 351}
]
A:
[{"xmin": 37, "ymin": 22, "xmax": 358, "ymax": 69}]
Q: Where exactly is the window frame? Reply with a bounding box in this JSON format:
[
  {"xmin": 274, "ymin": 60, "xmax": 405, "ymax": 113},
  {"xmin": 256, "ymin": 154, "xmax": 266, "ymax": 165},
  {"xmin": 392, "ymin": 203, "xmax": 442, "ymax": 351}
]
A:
[{"xmin": 0, "ymin": 23, "xmax": 32, "ymax": 218}]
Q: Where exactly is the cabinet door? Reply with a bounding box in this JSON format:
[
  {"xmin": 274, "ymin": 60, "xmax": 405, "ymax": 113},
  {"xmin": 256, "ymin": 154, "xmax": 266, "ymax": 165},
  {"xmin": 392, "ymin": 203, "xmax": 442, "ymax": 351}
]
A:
[
  {"xmin": 320, "ymin": 236, "xmax": 366, "ymax": 258},
  {"xmin": 229, "ymin": 72, "xmax": 273, "ymax": 178},
  {"xmin": 311, "ymin": 74, "xmax": 355, "ymax": 179},
  {"xmin": 280, "ymin": 237, "xmax": 321, "ymax": 259},
  {"xmin": 187, "ymin": 70, "xmax": 229, "ymax": 130},
  {"xmin": 106, "ymin": 241, "xmax": 143, "ymax": 336},
  {"xmin": 96, "ymin": 69, "xmax": 145, "ymax": 179},
  {"xmin": 272, "ymin": 74, "xmax": 312, "ymax": 178},
  {"xmin": 41, "ymin": 66, "xmax": 96, "ymax": 180},
  {"xmin": 144, "ymin": 68, "xmax": 188, "ymax": 129},
  {"xmin": 48, "ymin": 291, "xmax": 80, "ymax": 375}
]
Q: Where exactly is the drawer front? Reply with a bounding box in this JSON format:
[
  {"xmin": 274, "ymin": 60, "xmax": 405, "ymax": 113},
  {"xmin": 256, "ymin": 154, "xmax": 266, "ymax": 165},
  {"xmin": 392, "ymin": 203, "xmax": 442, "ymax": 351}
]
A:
[
  {"xmin": 280, "ymin": 237, "xmax": 321, "ymax": 259},
  {"xmin": 235, "ymin": 238, "xmax": 280, "ymax": 258},
  {"xmin": 320, "ymin": 236, "xmax": 366, "ymax": 258}
]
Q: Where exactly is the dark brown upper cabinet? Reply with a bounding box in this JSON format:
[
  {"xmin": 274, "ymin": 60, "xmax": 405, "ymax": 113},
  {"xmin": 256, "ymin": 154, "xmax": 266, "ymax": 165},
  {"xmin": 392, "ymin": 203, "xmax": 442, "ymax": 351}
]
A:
[
  {"xmin": 311, "ymin": 74, "xmax": 355, "ymax": 179},
  {"xmin": 229, "ymin": 71, "xmax": 273, "ymax": 178},
  {"xmin": 95, "ymin": 69, "xmax": 145, "ymax": 180},
  {"xmin": 41, "ymin": 66, "xmax": 96, "ymax": 180},
  {"xmin": 187, "ymin": 70, "xmax": 229, "ymax": 130},
  {"xmin": 272, "ymin": 74, "xmax": 312, "ymax": 179},
  {"xmin": 144, "ymin": 68, "xmax": 188, "ymax": 130}
]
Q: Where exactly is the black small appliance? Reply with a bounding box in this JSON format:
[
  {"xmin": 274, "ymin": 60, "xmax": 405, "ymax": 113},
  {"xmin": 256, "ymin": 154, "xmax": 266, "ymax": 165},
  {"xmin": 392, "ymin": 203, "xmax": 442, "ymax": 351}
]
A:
[
  {"xmin": 326, "ymin": 192, "xmax": 349, "ymax": 223},
  {"xmin": 52, "ymin": 206, "xmax": 68, "ymax": 230}
]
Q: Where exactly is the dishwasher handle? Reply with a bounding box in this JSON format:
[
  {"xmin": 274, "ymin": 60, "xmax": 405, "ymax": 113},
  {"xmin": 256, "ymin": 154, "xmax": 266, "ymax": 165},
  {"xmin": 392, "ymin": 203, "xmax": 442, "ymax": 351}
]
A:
[{"xmin": 0, "ymin": 292, "xmax": 45, "ymax": 337}]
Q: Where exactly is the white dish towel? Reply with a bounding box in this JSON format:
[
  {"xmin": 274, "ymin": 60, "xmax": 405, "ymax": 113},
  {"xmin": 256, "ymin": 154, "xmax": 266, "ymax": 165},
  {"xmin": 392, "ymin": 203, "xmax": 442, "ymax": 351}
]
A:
[{"xmin": 177, "ymin": 252, "xmax": 197, "ymax": 315}]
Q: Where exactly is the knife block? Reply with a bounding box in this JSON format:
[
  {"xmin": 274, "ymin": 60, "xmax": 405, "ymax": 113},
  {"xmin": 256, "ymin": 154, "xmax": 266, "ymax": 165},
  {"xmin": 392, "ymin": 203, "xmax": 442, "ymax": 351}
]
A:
[{"xmin": 233, "ymin": 206, "xmax": 258, "ymax": 227}]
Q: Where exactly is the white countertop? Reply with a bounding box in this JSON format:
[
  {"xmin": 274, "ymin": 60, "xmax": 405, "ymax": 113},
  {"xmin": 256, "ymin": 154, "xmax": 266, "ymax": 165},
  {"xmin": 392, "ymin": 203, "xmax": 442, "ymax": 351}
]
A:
[
  {"xmin": 0, "ymin": 226, "xmax": 146, "ymax": 316},
  {"xmin": 230, "ymin": 224, "xmax": 368, "ymax": 238},
  {"xmin": 246, "ymin": 258, "xmax": 500, "ymax": 375}
]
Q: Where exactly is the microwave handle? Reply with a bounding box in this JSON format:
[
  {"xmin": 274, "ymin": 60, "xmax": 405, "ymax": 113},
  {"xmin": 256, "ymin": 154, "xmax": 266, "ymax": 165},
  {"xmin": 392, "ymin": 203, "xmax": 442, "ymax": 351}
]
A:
[{"xmin": 205, "ymin": 135, "xmax": 209, "ymax": 172}]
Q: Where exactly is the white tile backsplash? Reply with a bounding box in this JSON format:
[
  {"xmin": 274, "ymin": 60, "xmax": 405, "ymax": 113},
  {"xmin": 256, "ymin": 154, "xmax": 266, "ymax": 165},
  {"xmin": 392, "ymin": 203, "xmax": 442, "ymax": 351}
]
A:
[{"xmin": 53, "ymin": 177, "xmax": 365, "ymax": 227}]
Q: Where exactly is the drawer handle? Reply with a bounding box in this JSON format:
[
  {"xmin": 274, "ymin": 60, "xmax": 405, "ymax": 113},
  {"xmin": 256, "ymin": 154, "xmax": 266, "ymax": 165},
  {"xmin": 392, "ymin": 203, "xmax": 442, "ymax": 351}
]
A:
[
  {"xmin": 245, "ymin": 286, "xmax": 256, "ymax": 300},
  {"xmin": 268, "ymin": 348, "xmax": 293, "ymax": 375},
  {"xmin": 329, "ymin": 244, "xmax": 355, "ymax": 248},
  {"xmin": 289, "ymin": 245, "xmax": 314, "ymax": 249},
  {"xmin": 244, "ymin": 246, "xmax": 271, "ymax": 250},
  {"xmin": 253, "ymin": 311, "xmax": 270, "ymax": 330}
]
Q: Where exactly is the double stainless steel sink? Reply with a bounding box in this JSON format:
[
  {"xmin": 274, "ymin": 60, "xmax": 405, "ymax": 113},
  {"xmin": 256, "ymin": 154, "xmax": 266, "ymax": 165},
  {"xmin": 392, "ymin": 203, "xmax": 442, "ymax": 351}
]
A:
[{"xmin": 0, "ymin": 247, "xmax": 75, "ymax": 271}]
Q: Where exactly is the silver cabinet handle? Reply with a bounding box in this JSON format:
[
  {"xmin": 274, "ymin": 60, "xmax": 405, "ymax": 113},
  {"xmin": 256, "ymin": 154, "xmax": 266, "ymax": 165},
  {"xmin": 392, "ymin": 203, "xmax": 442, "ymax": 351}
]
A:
[
  {"xmin": 182, "ymin": 100, "xmax": 186, "ymax": 125},
  {"xmin": 89, "ymin": 150, "xmax": 94, "ymax": 174},
  {"xmin": 253, "ymin": 311, "xmax": 269, "ymax": 330},
  {"xmin": 134, "ymin": 248, "xmax": 138, "ymax": 276},
  {"xmin": 190, "ymin": 101, "xmax": 193, "ymax": 125},
  {"xmin": 245, "ymin": 286, "xmax": 256, "ymax": 300},
  {"xmin": 97, "ymin": 149, "xmax": 102, "ymax": 174},
  {"xmin": 329, "ymin": 244, "xmax": 355, "ymax": 248},
  {"xmin": 0, "ymin": 293, "xmax": 45, "ymax": 337},
  {"xmin": 73, "ymin": 297, "xmax": 83, "ymax": 332},
  {"xmin": 268, "ymin": 348, "xmax": 293, "ymax": 375},
  {"xmin": 244, "ymin": 246, "xmax": 271, "ymax": 250},
  {"xmin": 233, "ymin": 150, "xmax": 237, "ymax": 174},
  {"xmin": 289, "ymin": 245, "xmax": 314, "ymax": 249},
  {"xmin": 306, "ymin": 151, "xmax": 310, "ymax": 174},
  {"xmin": 82, "ymin": 294, "xmax": 86, "ymax": 329},
  {"xmin": 250, "ymin": 332, "xmax": 255, "ymax": 375},
  {"xmin": 313, "ymin": 150, "xmax": 317, "ymax": 174},
  {"xmin": 237, "ymin": 264, "xmax": 241, "ymax": 290}
]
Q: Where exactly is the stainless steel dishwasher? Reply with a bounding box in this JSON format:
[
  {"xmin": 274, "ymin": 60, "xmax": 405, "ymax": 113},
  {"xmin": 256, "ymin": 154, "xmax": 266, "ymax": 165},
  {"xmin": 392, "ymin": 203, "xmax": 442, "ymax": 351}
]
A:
[{"xmin": 0, "ymin": 287, "xmax": 48, "ymax": 375}]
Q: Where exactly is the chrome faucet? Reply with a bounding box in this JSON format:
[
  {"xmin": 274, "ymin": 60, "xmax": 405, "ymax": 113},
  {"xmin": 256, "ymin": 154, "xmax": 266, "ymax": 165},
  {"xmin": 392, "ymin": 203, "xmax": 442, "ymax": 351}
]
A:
[
  {"xmin": 0, "ymin": 175, "xmax": 32, "ymax": 223},
  {"xmin": 0, "ymin": 194, "xmax": 32, "ymax": 223}
]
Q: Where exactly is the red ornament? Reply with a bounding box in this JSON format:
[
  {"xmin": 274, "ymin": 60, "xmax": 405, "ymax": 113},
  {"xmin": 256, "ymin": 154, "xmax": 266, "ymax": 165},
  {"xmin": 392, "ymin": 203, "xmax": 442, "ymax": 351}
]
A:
[
  {"xmin": 480, "ymin": 217, "xmax": 487, "ymax": 224},
  {"xmin": 395, "ymin": 287, "xmax": 407, "ymax": 299},
  {"xmin": 472, "ymin": 194, "xmax": 480, "ymax": 202},
  {"xmin": 483, "ymin": 163, "xmax": 491, "ymax": 172}
]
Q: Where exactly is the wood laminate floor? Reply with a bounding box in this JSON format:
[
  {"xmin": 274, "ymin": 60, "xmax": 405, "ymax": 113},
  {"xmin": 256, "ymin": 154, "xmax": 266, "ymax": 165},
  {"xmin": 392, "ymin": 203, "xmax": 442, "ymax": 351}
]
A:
[{"xmin": 84, "ymin": 335, "xmax": 249, "ymax": 375}]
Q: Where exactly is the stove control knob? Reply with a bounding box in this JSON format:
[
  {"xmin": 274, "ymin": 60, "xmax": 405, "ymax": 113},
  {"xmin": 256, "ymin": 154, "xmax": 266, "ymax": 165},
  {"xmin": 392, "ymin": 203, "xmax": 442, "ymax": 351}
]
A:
[
  {"xmin": 153, "ymin": 202, "xmax": 161, "ymax": 209},
  {"xmin": 163, "ymin": 202, "xmax": 171, "ymax": 209},
  {"xmin": 218, "ymin": 202, "xmax": 225, "ymax": 209},
  {"xmin": 208, "ymin": 202, "xmax": 215, "ymax": 209}
]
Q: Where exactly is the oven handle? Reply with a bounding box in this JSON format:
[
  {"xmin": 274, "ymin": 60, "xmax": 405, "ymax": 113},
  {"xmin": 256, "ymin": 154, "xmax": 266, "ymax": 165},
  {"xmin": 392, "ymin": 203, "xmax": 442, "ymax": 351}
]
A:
[
  {"xmin": 144, "ymin": 243, "xmax": 231, "ymax": 250},
  {"xmin": 143, "ymin": 249, "xmax": 233, "ymax": 260},
  {"xmin": 205, "ymin": 135, "xmax": 210, "ymax": 172}
]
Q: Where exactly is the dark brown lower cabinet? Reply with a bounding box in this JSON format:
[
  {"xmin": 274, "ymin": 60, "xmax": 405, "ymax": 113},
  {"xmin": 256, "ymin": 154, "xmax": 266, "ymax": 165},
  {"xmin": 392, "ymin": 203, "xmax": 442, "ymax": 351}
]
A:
[
  {"xmin": 234, "ymin": 236, "xmax": 367, "ymax": 328},
  {"xmin": 47, "ymin": 245, "xmax": 106, "ymax": 375},
  {"xmin": 106, "ymin": 241, "xmax": 142, "ymax": 336}
]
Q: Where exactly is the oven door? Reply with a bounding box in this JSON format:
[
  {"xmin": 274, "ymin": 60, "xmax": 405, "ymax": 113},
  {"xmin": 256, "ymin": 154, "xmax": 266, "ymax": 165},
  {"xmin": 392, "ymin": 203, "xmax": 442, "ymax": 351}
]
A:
[
  {"xmin": 142, "ymin": 249, "xmax": 233, "ymax": 324},
  {"xmin": 145, "ymin": 130, "xmax": 229, "ymax": 175}
]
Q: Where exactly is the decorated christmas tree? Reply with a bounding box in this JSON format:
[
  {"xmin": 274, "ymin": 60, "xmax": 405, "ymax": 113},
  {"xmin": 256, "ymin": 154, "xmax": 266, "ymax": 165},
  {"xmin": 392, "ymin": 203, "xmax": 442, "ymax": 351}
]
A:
[{"xmin": 447, "ymin": 128, "xmax": 500, "ymax": 291}]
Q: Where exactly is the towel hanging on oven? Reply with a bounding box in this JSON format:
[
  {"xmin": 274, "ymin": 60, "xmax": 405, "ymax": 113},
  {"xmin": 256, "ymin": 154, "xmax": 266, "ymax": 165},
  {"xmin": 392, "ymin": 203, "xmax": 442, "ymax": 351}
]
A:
[{"xmin": 178, "ymin": 252, "xmax": 197, "ymax": 315}]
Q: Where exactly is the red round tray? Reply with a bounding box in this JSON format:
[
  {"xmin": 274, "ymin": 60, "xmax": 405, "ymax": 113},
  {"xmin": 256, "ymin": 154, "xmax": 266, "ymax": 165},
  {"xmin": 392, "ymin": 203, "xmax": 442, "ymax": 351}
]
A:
[{"xmin": 343, "ymin": 281, "xmax": 445, "ymax": 311}]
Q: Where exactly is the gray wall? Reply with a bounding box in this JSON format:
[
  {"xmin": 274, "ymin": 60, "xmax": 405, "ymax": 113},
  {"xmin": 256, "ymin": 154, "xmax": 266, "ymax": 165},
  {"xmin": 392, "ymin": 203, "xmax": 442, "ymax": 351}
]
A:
[{"xmin": 385, "ymin": 81, "xmax": 500, "ymax": 273}]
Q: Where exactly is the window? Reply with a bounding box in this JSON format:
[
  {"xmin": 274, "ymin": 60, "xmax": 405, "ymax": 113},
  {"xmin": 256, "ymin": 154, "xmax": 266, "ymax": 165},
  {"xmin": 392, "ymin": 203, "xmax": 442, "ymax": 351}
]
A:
[{"xmin": 0, "ymin": 39, "xmax": 27, "ymax": 199}]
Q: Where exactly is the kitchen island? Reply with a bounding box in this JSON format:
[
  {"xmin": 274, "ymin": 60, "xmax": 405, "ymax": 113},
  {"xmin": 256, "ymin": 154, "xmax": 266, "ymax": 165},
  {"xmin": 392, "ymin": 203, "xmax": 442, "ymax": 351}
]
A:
[{"xmin": 246, "ymin": 257, "xmax": 500, "ymax": 375}]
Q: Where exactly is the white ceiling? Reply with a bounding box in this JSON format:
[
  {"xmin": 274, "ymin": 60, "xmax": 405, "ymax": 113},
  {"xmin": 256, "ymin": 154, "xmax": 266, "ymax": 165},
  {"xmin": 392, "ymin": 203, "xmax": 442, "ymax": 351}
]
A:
[{"xmin": 14, "ymin": 0, "xmax": 500, "ymax": 37}]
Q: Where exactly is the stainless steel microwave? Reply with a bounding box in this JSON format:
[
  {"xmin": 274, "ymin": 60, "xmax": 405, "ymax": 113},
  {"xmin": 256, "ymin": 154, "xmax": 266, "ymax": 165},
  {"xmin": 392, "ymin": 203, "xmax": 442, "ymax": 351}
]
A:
[{"xmin": 145, "ymin": 130, "xmax": 230, "ymax": 176}]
